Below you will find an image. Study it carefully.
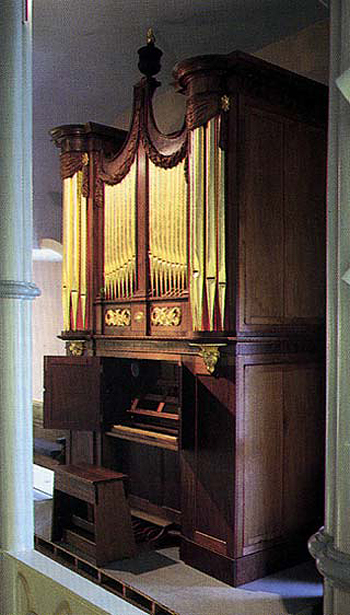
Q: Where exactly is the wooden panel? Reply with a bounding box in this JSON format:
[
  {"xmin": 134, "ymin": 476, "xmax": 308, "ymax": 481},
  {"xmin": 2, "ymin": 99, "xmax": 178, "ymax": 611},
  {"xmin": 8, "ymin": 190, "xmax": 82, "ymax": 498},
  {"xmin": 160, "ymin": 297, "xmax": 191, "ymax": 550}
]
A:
[
  {"xmin": 195, "ymin": 374, "xmax": 235, "ymax": 549},
  {"xmin": 44, "ymin": 357, "xmax": 103, "ymax": 430},
  {"xmin": 115, "ymin": 440, "xmax": 163, "ymax": 505},
  {"xmin": 180, "ymin": 363, "xmax": 197, "ymax": 538},
  {"xmin": 242, "ymin": 364, "xmax": 283, "ymax": 549},
  {"xmin": 112, "ymin": 438, "xmax": 181, "ymax": 517},
  {"xmin": 69, "ymin": 431, "xmax": 96, "ymax": 465},
  {"xmin": 284, "ymin": 122, "xmax": 326, "ymax": 321},
  {"xmin": 55, "ymin": 472, "xmax": 95, "ymax": 504},
  {"xmin": 241, "ymin": 108, "xmax": 284, "ymax": 326},
  {"xmin": 95, "ymin": 480, "xmax": 136, "ymax": 564},
  {"xmin": 282, "ymin": 365, "xmax": 325, "ymax": 533},
  {"xmin": 162, "ymin": 448, "xmax": 181, "ymax": 513}
]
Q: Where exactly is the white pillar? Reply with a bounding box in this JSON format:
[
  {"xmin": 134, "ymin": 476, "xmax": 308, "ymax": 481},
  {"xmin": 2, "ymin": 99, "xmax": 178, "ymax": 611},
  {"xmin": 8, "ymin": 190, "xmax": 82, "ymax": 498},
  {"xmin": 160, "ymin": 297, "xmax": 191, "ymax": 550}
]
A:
[
  {"xmin": 0, "ymin": 0, "xmax": 39, "ymax": 560},
  {"xmin": 309, "ymin": 0, "xmax": 350, "ymax": 612}
]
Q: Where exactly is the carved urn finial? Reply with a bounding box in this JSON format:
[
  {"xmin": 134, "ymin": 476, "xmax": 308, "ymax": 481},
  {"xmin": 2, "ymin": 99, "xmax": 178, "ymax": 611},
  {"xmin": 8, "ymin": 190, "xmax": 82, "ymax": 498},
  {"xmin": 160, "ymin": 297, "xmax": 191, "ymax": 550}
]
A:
[{"xmin": 137, "ymin": 29, "xmax": 163, "ymax": 80}]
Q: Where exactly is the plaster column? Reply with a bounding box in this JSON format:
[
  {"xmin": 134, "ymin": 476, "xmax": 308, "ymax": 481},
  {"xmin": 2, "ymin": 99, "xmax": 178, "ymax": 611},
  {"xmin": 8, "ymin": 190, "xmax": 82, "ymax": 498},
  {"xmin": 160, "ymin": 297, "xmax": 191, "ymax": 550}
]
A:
[
  {"xmin": 0, "ymin": 0, "xmax": 39, "ymax": 562},
  {"xmin": 309, "ymin": 0, "xmax": 350, "ymax": 612}
]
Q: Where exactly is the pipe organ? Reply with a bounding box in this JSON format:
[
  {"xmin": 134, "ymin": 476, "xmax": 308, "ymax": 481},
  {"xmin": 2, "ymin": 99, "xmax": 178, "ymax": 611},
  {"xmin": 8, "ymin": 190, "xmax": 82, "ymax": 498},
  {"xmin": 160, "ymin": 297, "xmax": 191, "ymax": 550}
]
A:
[{"xmin": 44, "ymin": 39, "xmax": 327, "ymax": 586}]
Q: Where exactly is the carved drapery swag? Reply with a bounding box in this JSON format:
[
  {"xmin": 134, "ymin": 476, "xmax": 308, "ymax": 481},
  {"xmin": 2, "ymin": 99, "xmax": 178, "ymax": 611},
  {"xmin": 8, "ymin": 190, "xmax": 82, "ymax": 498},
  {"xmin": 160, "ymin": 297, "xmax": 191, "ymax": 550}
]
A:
[
  {"xmin": 60, "ymin": 151, "xmax": 89, "ymax": 198},
  {"xmin": 99, "ymin": 79, "xmax": 188, "ymax": 187}
]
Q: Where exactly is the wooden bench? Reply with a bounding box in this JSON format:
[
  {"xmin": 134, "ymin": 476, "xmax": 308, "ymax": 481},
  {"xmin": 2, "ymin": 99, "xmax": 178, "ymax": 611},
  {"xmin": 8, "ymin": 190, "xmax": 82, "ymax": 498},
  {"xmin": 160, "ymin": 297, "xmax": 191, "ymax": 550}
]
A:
[{"xmin": 52, "ymin": 464, "xmax": 136, "ymax": 565}]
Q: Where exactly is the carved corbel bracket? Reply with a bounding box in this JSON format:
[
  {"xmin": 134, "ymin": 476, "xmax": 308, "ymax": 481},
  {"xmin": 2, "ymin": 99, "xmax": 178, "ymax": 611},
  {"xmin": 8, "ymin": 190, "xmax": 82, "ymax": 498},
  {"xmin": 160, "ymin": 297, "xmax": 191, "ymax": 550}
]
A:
[
  {"xmin": 67, "ymin": 341, "xmax": 85, "ymax": 356},
  {"xmin": 189, "ymin": 343, "xmax": 226, "ymax": 374}
]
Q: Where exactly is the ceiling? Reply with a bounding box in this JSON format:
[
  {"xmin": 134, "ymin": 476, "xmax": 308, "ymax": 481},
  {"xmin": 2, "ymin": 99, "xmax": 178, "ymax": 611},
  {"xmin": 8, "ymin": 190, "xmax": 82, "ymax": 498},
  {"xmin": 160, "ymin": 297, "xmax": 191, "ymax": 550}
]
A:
[{"xmin": 32, "ymin": 0, "xmax": 329, "ymax": 246}]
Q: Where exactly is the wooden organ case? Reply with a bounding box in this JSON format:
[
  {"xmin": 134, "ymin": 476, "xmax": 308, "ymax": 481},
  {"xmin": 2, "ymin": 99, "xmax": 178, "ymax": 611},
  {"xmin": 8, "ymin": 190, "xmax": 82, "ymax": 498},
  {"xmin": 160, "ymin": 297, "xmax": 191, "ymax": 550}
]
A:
[{"xmin": 44, "ymin": 38, "xmax": 327, "ymax": 585}]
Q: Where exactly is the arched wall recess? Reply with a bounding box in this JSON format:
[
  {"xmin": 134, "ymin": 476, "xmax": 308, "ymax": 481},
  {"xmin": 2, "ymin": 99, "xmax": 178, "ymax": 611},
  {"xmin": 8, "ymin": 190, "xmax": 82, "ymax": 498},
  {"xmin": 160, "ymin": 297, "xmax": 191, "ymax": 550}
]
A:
[
  {"xmin": 16, "ymin": 573, "xmax": 36, "ymax": 615},
  {"xmin": 53, "ymin": 600, "xmax": 73, "ymax": 615}
]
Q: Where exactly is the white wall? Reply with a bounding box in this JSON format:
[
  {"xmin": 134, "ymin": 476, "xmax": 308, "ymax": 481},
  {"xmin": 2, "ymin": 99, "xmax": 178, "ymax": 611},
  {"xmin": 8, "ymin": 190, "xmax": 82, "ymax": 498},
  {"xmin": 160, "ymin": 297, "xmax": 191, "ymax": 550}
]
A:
[{"xmin": 32, "ymin": 258, "xmax": 65, "ymax": 402}]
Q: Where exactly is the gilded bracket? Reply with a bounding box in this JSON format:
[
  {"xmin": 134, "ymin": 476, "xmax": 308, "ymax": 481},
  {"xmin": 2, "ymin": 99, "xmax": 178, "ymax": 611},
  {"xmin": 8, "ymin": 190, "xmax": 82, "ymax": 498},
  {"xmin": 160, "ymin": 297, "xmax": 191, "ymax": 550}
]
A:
[
  {"xmin": 68, "ymin": 341, "xmax": 85, "ymax": 356},
  {"xmin": 189, "ymin": 343, "xmax": 226, "ymax": 374}
]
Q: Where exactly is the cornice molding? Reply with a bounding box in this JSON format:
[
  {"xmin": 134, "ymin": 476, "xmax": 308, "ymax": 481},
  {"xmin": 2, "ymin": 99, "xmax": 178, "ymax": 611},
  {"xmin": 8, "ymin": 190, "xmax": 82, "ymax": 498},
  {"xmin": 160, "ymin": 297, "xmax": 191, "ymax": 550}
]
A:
[
  {"xmin": 309, "ymin": 527, "xmax": 350, "ymax": 590},
  {"xmin": 0, "ymin": 280, "xmax": 41, "ymax": 300}
]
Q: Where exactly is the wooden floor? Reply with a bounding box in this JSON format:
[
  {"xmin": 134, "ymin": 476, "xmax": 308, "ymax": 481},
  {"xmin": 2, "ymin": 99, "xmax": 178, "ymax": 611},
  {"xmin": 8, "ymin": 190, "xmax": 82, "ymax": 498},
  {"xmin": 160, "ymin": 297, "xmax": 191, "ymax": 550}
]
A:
[{"xmin": 34, "ymin": 493, "xmax": 323, "ymax": 615}]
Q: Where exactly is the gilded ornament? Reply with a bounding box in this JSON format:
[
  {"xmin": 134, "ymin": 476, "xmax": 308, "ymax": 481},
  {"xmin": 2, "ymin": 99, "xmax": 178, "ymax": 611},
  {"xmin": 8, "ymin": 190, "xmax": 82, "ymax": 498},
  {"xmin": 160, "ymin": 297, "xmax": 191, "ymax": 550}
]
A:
[
  {"xmin": 151, "ymin": 306, "xmax": 182, "ymax": 327},
  {"xmin": 189, "ymin": 343, "xmax": 226, "ymax": 374},
  {"xmin": 221, "ymin": 94, "xmax": 230, "ymax": 112},
  {"xmin": 82, "ymin": 152, "xmax": 89, "ymax": 166},
  {"xmin": 201, "ymin": 347, "xmax": 220, "ymax": 374},
  {"xmin": 105, "ymin": 308, "xmax": 131, "ymax": 327},
  {"xmin": 147, "ymin": 28, "xmax": 155, "ymax": 44},
  {"xmin": 68, "ymin": 341, "xmax": 84, "ymax": 356},
  {"xmin": 134, "ymin": 311, "xmax": 144, "ymax": 322}
]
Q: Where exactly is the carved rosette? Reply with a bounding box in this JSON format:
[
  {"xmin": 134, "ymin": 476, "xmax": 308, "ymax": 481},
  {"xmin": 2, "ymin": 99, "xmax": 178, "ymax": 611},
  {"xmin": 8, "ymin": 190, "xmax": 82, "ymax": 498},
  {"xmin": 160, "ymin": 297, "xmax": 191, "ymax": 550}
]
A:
[
  {"xmin": 105, "ymin": 308, "xmax": 131, "ymax": 327},
  {"xmin": 151, "ymin": 306, "xmax": 182, "ymax": 327}
]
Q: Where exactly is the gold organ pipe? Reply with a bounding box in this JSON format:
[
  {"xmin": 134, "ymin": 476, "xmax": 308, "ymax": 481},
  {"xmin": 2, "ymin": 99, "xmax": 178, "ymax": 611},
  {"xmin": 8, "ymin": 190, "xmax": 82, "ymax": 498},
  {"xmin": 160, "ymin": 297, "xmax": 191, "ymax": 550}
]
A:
[
  {"xmin": 107, "ymin": 185, "xmax": 112, "ymax": 299},
  {"xmin": 159, "ymin": 167, "xmax": 165, "ymax": 295},
  {"xmin": 206, "ymin": 119, "xmax": 218, "ymax": 331},
  {"xmin": 149, "ymin": 164, "xmax": 154, "ymax": 295},
  {"xmin": 104, "ymin": 184, "xmax": 111, "ymax": 299},
  {"xmin": 164, "ymin": 165, "xmax": 170, "ymax": 294},
  {"xmin": 217, "ymin": 117, "xmax": 227, "ymax": 329},
  {"xmin": 104, "ymin": 161, "xmax": 137, "ymax": 300},
  {"xmin": 189, "ymin": 118, "xmax": 226, "ymax": 332},
  {"xmin": 150, "ymin": 162, "xmax": 157, "ymax": 295},
  {"xmin": 80, "ymin": 180, "xmax": 87, "ymax": 329},
  {"xmin": 111, "ymin": 183, "xmax": 116, "ymax": 298},
  {"xmin": 126, "ymin": 162, "xmax": 136, "ymax": 297},
  {"xmin": 130, "ymin": 162, "xmax": 137, "ymax": 294},
  {"xmin": 189, "ymin": 127, "xmax": 205, "ymax": 330},
  {"xmin": 170, "ymin": 164, "xmax": 177, "ymax": 294},
  {"xmin": 173, "ymin": 164, "xmax": 180, "ymax": 293},
  {"xmin": 126, "ymin": 170, "xmax": 132, "ymax": 295},
  {"xmin": 149, "ymin": 160, "xmax": 187, "ymax": 298},
  {"xmin": 62, "ymin": 170, "xmax": 88, "ymax": 331},
  {"xmin": 116, "ymin": 179, "xmax": 122, "ymax": 297},
  {"xmin": 110, "ymin": 184, "xmax": 115, "ymax": 299},
  {"xmin": 125, "ymin": 173, "xmax": 130, "ymax": 296},
  {"xmin": 71, "ymin": 172, "xmax": 81, "ymax": 330},
  {"xmin": 112, "ymin": 184, "xmax": 117, "ymax": 298},
  {"xmin": 121, "ymin": 174, "xmax": 127, "ymax": 297},
  {"xmin": 62, "ymin": 177, "xmax": 71, "ymax": 331},
  {"xmin": 179, "ymin": 161, "xmax": 187, "ymax": 292}
]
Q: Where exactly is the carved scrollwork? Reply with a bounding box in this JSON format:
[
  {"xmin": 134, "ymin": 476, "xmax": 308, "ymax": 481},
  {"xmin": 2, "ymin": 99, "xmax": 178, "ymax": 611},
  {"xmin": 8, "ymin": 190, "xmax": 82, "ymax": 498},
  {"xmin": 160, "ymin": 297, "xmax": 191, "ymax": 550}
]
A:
[
  {"xmin": 151, "ymin": 306, "xmax": 182, "ymax": 327},
  {"xmin": 105, "ymin": 308, "xmax": 131, "ymax": 327}
]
